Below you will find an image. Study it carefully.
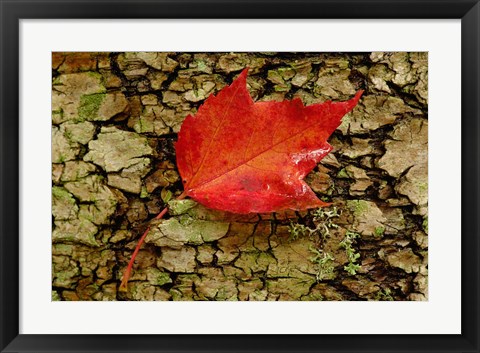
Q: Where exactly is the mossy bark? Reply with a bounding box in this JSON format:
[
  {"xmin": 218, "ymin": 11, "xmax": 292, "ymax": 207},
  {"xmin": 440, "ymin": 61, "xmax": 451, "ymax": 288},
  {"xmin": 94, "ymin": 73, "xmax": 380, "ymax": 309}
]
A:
[{"xmin": 52, "ymin": 52, "xmax": 428, "ymax": 301}]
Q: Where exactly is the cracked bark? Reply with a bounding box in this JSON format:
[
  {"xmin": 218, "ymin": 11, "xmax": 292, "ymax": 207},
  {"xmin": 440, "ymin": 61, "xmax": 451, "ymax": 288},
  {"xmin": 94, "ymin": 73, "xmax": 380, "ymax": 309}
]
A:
[{"xmin": 52, "ymin": 52, "xmax": 428, "ymax": 301}]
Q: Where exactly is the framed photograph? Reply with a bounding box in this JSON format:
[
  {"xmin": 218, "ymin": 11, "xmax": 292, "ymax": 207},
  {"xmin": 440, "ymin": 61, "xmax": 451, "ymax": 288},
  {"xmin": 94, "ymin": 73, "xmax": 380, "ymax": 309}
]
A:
[{"xmin": 1, "ymin": 1, "xmax": 479, "ymax": 353}]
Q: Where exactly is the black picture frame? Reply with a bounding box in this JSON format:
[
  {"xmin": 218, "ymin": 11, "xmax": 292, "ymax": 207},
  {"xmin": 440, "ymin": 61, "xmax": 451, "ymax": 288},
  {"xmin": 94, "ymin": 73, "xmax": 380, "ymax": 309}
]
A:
[{"xmin": 1, "ymin": 1, "xmax": 479, "ymax": 352}]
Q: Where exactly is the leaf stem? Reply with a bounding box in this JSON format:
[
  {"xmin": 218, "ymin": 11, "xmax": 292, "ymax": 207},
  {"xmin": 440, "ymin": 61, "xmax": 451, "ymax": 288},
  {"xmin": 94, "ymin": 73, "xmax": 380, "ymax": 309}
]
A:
[{"xmin": 119, "ymin": 191, "xmax": 188, "ymax": 292}]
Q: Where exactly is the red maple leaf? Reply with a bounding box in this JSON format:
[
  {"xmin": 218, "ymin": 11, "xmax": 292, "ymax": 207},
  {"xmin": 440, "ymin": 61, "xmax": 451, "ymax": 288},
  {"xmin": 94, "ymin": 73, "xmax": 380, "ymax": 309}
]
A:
[
  {"xmin": 176, "ymin": 69, "xmax": 363, "ymax": 213},
  {"xmin": 121, "ymin": 68, "xmax": 362, "ymax": 290}
]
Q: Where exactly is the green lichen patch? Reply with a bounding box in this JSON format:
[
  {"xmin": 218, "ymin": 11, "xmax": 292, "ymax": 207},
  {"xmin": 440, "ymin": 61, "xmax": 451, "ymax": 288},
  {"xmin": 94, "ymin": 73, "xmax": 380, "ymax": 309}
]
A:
[
  {"xmin": 78, "ymin": 92, "xmax": 129, "ymax": 122},
  {"xmin": 52, "ymin": 255, "xmax": 81, "ymax": 288},
  {"xmin": 52, "ymin": 71, "xmax": 106, "ymax": 124},
  {"xmin": 53, "ymin": 218, "xmax": 100, "ymax": 247},
  {"xmin": 168, "ymin": 199, "xmax": 198, "ymax": 215},
  {"xmin": 422, "ymin": 217, "xmax": 428, "ymax": 234},
  {"xmin": 347, "ymin": 200, "xmax": 369, "ymax": 216},
  {"xmin": 145, "ymin": 268, "xmax": 172, "ymax": 286},
  {"xmin": 374, "ymin": 226, "xmax": 385, "ymax": 237},
  {"xmin": 52, "ymin": 186, "xmax": 78, "ymax": 220},
  {"xmin": 337, "ymin": 168, "xmax": 350, "ymax": 179},
  {"xmin": 78, "ymin": 93, "xmax": 106, "ymax": 121},
  {"xmin": 52, "ymin": 290, "xmax": 61, "ymax": 301},
  {"xmin": 52, "ymin": 108, "xmax": 64, "ymax": 122}
]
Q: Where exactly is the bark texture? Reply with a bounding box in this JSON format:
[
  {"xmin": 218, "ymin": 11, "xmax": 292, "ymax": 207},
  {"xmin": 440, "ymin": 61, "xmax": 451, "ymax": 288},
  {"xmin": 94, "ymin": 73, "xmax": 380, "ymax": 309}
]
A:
[{"xmin": 52, "ymin": 52, "xmax": 428, "ymax": 301}]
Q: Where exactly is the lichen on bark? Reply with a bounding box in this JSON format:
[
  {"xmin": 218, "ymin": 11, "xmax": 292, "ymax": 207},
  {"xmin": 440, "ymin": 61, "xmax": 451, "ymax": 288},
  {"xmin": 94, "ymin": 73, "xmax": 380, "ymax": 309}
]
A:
[{"xmin": 52, "ymin": 52, "xmax": 428, "ymax": 301}]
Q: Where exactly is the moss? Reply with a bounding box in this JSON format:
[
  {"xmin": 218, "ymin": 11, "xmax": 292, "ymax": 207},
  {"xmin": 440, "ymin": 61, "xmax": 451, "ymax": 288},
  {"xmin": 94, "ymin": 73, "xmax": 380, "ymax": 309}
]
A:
[
  {"xmin": 418, "ymin": 182, "xmax": 428, "ymax": 192},
  {"xmin": 347, "ymin": 200, "xmax": 369, "ymax": 216},
  {"xmin": 79, "ymin": 211, "xmax": 95, "ymax": 223},
  {"xmin": 277, "ymin": 66, "xmax": 295, "ymax": 79},
  {"xmin": 134, "ymin": 115, "xmax": 154, "ymax": 133},
  {"xmin": 63, "ymin": 129, "xmax": 74, "ymax": 142},
  {"xmin": 54, "ymin": 268, "xmax": 80, "ymax": 287},
  {"xmin": 52, "ymin": 186, "xmax": 76, "ymax": 204},
  {"xmin": 78, "ymin": 93, "xmax": 106, "ymax": 120},
  {"xmin": 57, "ymin": 154, "xmax": 67, "ymax": 163},
  {"xmin": 186, "ymin": 228, "xmax": 204, "ymax": 244},
  {"xmin": 178, "ymin": 214, "xmax": 194, "ymax": 226},
  {"xmin": 168, "ymin": 199, "xmax": 198, "ymax": 215},
  {"xmin": 337, "ymin": 168, "xmax": 350, "ymax": 179},
  {"xmin": 52, "ymin": 290, "xmax": 61, "ymax": 301},
  {"xmin": 86, "ymin": 71, "xmax": 107, "ymax": 89},
  {"xmin": 160, "ymin": 188, "xmax": 172, "ymax": 203},
  {"xmin": 86, "ymin": 71, "xmax": 102, "ymax": 80},
  {"xmin": 422, "ymin": 217, "xmax": 428, "ymax": 233},
  {"xmin": 52, "ymin": 218, "xmax": 100, "ymax": 247},
  {"xmin": 146, "ymin": 268, "xmax": 172, "ymax": 286},
  {"xmin": 267, "ymin": 70, "xmax": 284, "ymax": 84},
  {"xmin": 53, "ymin": 243, "xmax": 74, "ymax": 255},
  {"xmin": 52, "ymin": 108, "xmax": 64, "ymax": 120},
  {"xmin": 52, "ymin": 76, "xmax": 63, "ymax": 85},
  {"xmin": 169, "ymin": 288, "xmax": 183, "ymax": 301},
  {"xmin": 52, "ymin": 186, "xmax": 79, "ymax": 220},
  {"xmin": 140, "ymin": 186, "xmax": 149, "ymax": 199},
  {"xmin": 374, "ymin": 226, "xmax": 385, "ymax": 237},
  {"xmin": 194, "ymin": 59, "xmax": 208, "ymax": 72},
  {"xmin": 274, "ymin": 83, "xmax": 291, "ymax": 92}
]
